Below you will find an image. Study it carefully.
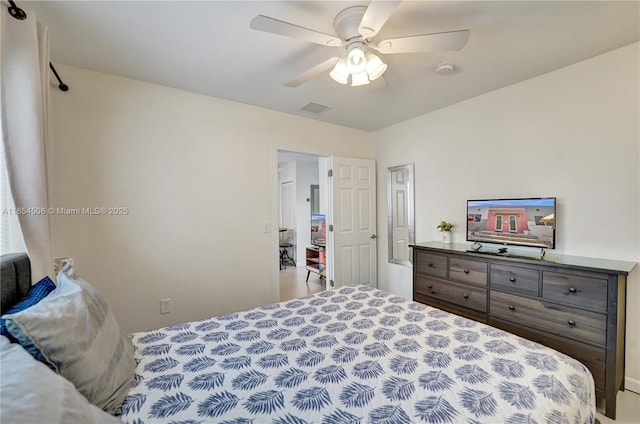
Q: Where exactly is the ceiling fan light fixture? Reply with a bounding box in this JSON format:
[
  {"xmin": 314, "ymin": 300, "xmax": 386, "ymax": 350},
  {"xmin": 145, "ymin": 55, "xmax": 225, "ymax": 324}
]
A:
[
  {"xmin": 351, "ymin": 71, "xmax": 369, "ymax": 87},
  {"xmin": 346, "ymin": 43, "xmax": 367, "ymax": 74},
  {"xmin": 329, "ymin": 58, "xmax": 349, "ymax": 84},
  {"xmin": 365, "ymin": 53, "xmax": 387, "ymax": 81}
]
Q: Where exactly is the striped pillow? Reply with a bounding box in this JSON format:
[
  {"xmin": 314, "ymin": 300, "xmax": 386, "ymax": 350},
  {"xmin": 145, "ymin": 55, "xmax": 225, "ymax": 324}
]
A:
[{"xmin": 4, "ymin": 270, "xmax": 134, "ymax": 415}]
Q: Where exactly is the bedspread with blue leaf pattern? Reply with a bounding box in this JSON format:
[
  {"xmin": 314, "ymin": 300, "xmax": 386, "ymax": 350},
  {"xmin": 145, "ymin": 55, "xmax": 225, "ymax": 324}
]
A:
[{"xmin": 119, "ymin": 285, "xmax": 595, "ymax": 424}]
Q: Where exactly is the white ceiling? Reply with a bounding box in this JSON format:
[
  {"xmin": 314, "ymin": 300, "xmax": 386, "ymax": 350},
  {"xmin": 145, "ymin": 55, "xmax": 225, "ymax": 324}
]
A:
[{"xmin": 23, "ymin": 1, "xmax": 640, "ymax": 132}]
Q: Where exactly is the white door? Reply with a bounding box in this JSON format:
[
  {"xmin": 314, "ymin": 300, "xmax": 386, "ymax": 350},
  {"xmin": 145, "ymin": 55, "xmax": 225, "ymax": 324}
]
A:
[
  {"xmin": 328, "ymin": 156, "xmax": 377, "ymax": 288},
  {"xmin": 280, "ymin": 181, "xmax": 295, "ymax": 253},
  {"xmin": 280, "ymin": 181, "xmax": 295, "ymax": 230}
]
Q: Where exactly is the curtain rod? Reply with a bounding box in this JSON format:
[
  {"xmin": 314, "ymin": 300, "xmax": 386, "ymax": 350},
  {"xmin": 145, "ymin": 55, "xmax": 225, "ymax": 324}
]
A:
[{"xmin": 8, "ymin": 0, "xmax": 69, "ymax": 92}]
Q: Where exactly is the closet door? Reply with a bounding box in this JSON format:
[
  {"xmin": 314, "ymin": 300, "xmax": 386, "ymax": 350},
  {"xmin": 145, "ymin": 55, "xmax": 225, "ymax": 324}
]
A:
[{"xmin": 328, "ymin": 156, "xmax": 377, "ymax": 288}]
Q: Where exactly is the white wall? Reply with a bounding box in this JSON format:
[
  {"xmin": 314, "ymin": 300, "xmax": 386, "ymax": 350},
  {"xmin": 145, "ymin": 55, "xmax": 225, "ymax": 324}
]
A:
[
  {"xmin": 50, "ymin": 65, "xmax": 371, "ymax": 334},
  {"xmin": 372, "ymin": 43, "xmax": 640, "ymax": 390}
]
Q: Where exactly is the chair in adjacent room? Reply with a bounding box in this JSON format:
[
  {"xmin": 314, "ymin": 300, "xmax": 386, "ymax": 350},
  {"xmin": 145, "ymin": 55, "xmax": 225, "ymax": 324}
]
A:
[{"xmin": 279, "ymin": 228, "xmax": 296, "ymax": 270}]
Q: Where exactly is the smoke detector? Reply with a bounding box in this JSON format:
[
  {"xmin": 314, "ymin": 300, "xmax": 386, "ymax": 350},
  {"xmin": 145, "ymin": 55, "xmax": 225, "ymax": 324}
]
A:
[{"xmin": 435, "ymin": 62, "xmax": 455, "ymax": 75}]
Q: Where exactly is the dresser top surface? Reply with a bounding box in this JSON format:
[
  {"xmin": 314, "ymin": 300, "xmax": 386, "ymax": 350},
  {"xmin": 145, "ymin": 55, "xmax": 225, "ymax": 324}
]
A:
[{"xmin": 412, "ymin": 241, "xmax": 637, "ymax": 275}]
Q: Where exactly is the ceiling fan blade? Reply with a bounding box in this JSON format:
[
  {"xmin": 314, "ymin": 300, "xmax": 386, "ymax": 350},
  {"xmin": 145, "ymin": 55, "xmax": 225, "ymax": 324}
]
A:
[
  {"xmin": 250, "ymin": 15, "xmax": 344, "ymax": 47},
  {"xmin": 374, "ymin": 30, "xmax": 470, "ymax": 54},
  {"xmin": 358, "ymin": 0, "xmax": 401, "ymax": 39},
  {"xmin": 284, "ymin": 57, "xmax": 341, "ymax": 87}
]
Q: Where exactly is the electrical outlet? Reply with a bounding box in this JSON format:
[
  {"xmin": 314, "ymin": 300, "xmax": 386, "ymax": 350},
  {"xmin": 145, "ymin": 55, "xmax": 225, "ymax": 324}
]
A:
[{"xmin": 160, "ymin": 298, "xmax": 172, "ymax": 314}]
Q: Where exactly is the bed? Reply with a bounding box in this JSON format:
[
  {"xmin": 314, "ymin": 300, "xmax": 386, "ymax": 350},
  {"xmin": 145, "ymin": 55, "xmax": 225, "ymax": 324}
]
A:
[{"xmin": 1, "ymin": 253, "xmax": 596, "ymax": 424}]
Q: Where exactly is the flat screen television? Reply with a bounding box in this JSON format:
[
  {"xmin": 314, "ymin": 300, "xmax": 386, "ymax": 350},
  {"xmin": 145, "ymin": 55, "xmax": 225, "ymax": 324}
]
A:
[
  {"xmin": 311, "ymin": 214, "xmax": 326, "ymax": 247},
  {"xmin": 466, "ymin": 197, "xmax": 556, "ymax": 249}
]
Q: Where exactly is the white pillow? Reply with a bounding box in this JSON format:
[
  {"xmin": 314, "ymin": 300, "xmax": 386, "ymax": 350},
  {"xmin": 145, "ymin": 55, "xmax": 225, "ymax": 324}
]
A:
[
  {"xmin": 0, "ymin": 336, "xmax": 121, "ymax": 423},
  {"xmin": 4, "ymin": 269, "xmax": 135, "ymax": 414}
]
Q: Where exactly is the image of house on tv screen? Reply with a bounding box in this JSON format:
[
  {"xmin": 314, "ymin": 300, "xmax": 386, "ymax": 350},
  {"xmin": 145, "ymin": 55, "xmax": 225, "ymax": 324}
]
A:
[{"xmin": 467, "ymin": 198, "xmax": 555, "ymax": 248}]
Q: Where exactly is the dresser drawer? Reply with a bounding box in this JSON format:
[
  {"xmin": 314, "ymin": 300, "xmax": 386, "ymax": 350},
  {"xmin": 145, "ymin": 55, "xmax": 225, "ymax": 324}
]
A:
[
  {"xmin": 543, "ymin": 271, "xmax": 608, "ymax": 312},
  {"xmin": 449, "ymin": 258, "xmax": 487, "ymax": 286},
  {"xmin": 415, "ymin": 252, "xmax": 447, "ymax": 279},
  {"xmin": 490, "ymin": 264, "xmax": 539, "ymax": 296},
  {"xmin": 489, "ymin": 317, "xmax": 605, "ymax": 390},
  {"xmin": 490, "ymin": 291, "xmax": 606, "ymax": 346},
  {"xmin": 416, "ymin": 275, "xmax": 486, "ymax": 312}
]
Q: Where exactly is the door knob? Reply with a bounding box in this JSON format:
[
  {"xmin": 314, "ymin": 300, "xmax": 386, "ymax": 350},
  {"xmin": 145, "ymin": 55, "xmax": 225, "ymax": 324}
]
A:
[{"xmin": 370, "ymin": 234, "xmax": 377, "ymax": 239}]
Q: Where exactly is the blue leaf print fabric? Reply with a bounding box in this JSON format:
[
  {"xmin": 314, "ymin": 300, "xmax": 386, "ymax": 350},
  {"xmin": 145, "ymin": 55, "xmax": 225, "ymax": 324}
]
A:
[
  {"xmin": 121, "ymin": 285, "xmax": 595, "ymax": 423},
  {"xmin": 197, "ymin": 391, "xmax": 239, "ymax": 418},
  {"xmin": 339, "ymin": 382, "xmax": 375, "ymax": 408}
]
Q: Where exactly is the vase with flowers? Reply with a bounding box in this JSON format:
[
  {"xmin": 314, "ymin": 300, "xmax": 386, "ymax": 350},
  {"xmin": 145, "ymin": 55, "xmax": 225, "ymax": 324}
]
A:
[{"xmin": 437, "ymin": 220, "xmax": 454, "ymax": 244}]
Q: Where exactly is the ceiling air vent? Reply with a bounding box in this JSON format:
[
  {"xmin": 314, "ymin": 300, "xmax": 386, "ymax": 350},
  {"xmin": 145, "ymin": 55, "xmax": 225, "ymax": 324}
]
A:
[{"xmin": 300, "ymin": 102, "xmax": 330, "ymax": 115}]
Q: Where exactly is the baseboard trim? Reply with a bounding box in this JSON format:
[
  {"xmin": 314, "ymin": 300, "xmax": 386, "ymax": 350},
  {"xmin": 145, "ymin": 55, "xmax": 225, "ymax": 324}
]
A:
[{"xmin": 625, "ymin": 376, "xmax": 640, "ymax": 394}]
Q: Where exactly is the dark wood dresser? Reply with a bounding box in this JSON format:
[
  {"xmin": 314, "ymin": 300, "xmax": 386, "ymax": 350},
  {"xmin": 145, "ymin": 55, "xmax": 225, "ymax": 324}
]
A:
[{"xmin": 411, "ymin": 241, "xmax": 636, "ymax": 420}]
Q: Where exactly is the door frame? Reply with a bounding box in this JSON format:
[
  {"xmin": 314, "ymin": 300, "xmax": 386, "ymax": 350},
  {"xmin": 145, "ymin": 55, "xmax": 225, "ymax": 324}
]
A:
[{"xmin": 271, "ymin": 146, "xmax": 330, "ymax": 301}]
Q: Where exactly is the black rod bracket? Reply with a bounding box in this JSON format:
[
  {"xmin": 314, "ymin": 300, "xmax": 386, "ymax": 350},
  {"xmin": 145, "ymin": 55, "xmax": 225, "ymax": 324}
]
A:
[
  {"xmin": 8, "ymin": 0, "xmax": 26, "ymax": 20},
  {"xmin": 49, "ymin": 63, "xmax": 69, "ymax": 92}
]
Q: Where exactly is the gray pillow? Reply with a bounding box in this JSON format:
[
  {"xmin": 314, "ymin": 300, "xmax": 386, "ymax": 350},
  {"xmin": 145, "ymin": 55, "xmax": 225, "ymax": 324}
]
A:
[
  {"xmin": 4, "ymin": 270, "xmax": 134, "ymax": 414},
  {"xmin": 0, "ymin": 336, "xmax": 121, "ymax": 423}
]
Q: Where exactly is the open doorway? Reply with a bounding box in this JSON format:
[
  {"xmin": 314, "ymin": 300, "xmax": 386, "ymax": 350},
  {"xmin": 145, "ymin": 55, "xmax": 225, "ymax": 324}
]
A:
[{"xmin": 277, "ymin": 150, "xmax": 327, "ymax": 301}]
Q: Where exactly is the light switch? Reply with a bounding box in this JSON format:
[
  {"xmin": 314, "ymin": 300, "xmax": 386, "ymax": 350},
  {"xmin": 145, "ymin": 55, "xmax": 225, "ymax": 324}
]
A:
[{"xmin": 160, "ymin": 298, "xmax": 172, "ymax": 314}]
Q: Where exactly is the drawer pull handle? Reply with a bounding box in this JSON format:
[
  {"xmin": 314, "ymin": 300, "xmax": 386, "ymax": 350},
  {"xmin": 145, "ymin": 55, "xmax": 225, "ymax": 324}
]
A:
[
  {"xmin": 508, "ymin": 305, "xmax": 515, "ymax": 311},
  {"xmin": 463, "ymin": 269, "xmax": 470, "ymax": 274},
  {"xmin": 509, "ymin": 277, "xmax": 516, "ymax": 283},
  {"xmin": 568, "ymin": 287, "xmax": 577, "ymax": 293},
  {"xmin": 568, "ymin": 320, "xmax": 576, "ymax": 326},
  {"xmin": 463, "ymin": 294, "xmax": 469, "ymax": 299},
  {"xmin": 430, "ymin": 291, "xmax": 436, "ymax": 295},
  {"xmin": 427, "ymin": 284, "xmax": 433, "ymax": 289},
  {"xmin": 428, "ymin": 262, "xmax": 434, "ymax": 267}
]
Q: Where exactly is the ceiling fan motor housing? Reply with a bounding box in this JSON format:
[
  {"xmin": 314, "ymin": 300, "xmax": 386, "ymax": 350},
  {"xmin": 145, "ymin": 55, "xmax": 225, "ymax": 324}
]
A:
[{"xmin": 333, "ymin": 6, "xmax": 368, "ymax": 42}]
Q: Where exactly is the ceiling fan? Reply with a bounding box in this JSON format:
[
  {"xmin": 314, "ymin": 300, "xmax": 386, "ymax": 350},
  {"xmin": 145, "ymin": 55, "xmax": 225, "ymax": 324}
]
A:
[{"xmin": 250, "ymin": 1, "xmax": 470, "ymax": 87}]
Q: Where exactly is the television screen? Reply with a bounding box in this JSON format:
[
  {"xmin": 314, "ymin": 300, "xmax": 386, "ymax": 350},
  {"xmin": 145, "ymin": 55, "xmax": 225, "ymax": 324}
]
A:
[
  {"xmin": 466, "ymin": 197, "xmax": 556, "ymax": 249},
  {"xmin": 311, "ymin": 214, "xmax": 326, "ymax": 246}
]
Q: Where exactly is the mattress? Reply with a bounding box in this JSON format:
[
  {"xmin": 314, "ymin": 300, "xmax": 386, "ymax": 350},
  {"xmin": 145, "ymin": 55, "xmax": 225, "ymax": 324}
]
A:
[{"xmin": 120, "ymin": 285, "xmax": 595, "ymax": 423}]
